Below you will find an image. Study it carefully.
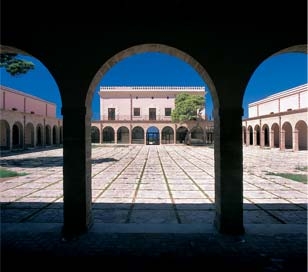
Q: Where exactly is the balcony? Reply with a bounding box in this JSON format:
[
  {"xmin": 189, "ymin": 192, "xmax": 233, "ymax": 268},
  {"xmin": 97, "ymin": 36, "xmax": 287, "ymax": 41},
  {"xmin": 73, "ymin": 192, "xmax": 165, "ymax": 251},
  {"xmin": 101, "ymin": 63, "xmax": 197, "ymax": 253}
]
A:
[{"xmin": 100, "ymin": 115, "xmax": 173, "ymax": 122}]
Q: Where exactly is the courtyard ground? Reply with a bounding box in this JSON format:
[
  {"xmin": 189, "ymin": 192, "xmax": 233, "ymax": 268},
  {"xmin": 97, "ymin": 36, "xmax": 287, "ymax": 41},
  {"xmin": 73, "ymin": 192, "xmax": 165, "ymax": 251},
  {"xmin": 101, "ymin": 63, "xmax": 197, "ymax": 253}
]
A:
[{"xmin": 1, "ymin": 145, "xmax": 307, "ymax": 271}]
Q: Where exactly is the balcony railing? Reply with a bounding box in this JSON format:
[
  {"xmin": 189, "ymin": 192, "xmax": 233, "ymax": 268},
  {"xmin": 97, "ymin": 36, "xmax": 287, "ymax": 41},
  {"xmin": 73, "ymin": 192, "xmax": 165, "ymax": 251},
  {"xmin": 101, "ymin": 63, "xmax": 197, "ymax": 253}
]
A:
[{"xmin": 101, "ymin": 115, "xmax": 173, "ymax": 121}]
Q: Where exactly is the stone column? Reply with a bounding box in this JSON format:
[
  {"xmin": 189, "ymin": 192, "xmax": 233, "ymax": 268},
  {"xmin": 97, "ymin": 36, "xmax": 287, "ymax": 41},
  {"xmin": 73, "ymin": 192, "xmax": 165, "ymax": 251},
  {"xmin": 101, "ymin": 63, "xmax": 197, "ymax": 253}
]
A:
[
  {"xmin": 61, "ymin": 106, "xmax": 93, "ymax": 239},
  {"xmin": 260, "ymin": 130, "xmax": 265, "ymax": 148},
  {"xmin": 293, "ymin": 130, "xmax": 299, "ymax": 151},
  {"xmin": 114, "ymin": 126, "xmax": 117, "ymax": 144},
  {"xmin": 246, "ymin": 129, "xmax": 250, "ymax": 146},
  {"xmin": 280, "ymin": 130, "xmax": 285, "ymax": 151},
  {"xmin": 270, "ymin": 130, "xmax": 274, "ymax": 148},
  {"xmin": 214, "ymin": 107, "xmax": 245, "ymax": 235}
]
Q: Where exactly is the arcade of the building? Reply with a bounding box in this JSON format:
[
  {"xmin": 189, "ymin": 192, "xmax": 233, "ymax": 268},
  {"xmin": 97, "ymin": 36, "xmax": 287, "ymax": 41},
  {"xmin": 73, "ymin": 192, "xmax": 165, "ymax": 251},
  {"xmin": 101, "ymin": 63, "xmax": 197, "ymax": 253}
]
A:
[{"xmin": 242, "ymin": 83, "xmax": 308, "ymax": 151}]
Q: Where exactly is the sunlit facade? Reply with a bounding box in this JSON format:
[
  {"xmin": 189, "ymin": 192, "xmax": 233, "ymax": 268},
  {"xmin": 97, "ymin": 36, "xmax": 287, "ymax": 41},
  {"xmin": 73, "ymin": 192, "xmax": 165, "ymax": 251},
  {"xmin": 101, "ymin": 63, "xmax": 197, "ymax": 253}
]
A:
[
  {"xmin": 242, "ymin": 83, "xmax": 308, "ymax": 151},
  {"xmin": 0, "ymin": 85, "xmax": 63, "ymax": 151},
  {"xmin": 91, "ymin": 86, "xmax": 214, "ymax": 145}
]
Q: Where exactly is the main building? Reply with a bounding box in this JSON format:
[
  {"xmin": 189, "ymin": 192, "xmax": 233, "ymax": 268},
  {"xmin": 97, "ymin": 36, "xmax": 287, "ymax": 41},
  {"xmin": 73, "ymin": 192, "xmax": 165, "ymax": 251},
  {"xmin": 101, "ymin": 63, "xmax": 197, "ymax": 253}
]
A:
[{"xmin": 91, "ymin": 86, "xmax": 214, "ymax": 145}]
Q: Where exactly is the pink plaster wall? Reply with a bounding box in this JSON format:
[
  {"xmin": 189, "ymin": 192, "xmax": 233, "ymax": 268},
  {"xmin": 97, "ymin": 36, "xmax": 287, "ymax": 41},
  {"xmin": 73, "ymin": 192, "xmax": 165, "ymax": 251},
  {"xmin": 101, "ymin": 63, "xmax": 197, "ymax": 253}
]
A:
[
  {"xmin": 0, "ymin": 85, "xmax": 56, "ymax": 117},
  {"xmin": 248, "ymin": 83, "xmax": 308, "ymax": 118},
  {"xmin": 99, "ymin": 86, "xmax": 206, "ymax": 120}
]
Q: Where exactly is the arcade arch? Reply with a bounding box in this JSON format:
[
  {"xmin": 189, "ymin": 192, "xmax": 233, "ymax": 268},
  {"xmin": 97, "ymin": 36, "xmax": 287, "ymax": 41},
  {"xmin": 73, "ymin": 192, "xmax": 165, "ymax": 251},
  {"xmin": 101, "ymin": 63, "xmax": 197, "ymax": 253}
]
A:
[{"xmin": 1, "ymin": 36, "xmax": 306, "ymax": 239}]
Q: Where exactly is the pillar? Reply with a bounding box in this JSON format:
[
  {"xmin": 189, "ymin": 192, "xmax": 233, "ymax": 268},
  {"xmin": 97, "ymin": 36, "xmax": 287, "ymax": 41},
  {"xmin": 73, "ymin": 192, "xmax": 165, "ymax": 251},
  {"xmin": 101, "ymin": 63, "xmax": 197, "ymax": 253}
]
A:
[
  {"xmin": 293, "ymin": 130, "xmax": 299, "ymax": 151},
  {"xmin": 260, "ymin": 130, "xmax": 264, "ymax": 148},
  {"xmin": 280, "ymin": 131, "xmax": 285, "ymax": 151},
  {"xmin": 61, "ymin": 106, "xmax": 93, "ymax": 239},
  {"xmin": 214, "ymin": 107, "xmax": 245, "ymax": 235},
  {"xmin": 270, "ymin": 130, "xmax": 274, "ymax": 148}
]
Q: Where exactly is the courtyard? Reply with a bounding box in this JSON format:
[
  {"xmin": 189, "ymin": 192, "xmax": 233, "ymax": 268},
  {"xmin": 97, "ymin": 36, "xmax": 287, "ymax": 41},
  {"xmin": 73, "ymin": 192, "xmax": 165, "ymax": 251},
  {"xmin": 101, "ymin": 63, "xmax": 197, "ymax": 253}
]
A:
[{"xmin": 1, "ymin": 145, "xmax": 307, "ymax": 225}]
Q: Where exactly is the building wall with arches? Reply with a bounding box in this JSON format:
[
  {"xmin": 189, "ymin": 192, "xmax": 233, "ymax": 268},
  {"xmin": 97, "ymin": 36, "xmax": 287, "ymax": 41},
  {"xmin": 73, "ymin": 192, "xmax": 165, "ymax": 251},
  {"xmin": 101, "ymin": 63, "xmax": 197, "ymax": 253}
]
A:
[
  {"xmin": 242, "ymin": 83, "xmax": 308, "ymax": 151},
  {"xmin": 0, "ymin": 85, "xmax": 63, "ymax": 151},
  {"xmin": 91, "ymin": 86, "xmax": 214, "ymax": 145}
]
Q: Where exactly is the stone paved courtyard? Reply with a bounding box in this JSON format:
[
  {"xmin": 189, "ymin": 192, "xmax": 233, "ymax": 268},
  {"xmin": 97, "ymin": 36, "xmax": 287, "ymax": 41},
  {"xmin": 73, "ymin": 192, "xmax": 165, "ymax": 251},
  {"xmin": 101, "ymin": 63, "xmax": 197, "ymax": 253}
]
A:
[
  {"xmin": 1, "ymin": 145, "xmax": 307, "ymax": 225},
  {"xmin": 1, "ymin": 145, "xmax": 307, "ymax": 272}
]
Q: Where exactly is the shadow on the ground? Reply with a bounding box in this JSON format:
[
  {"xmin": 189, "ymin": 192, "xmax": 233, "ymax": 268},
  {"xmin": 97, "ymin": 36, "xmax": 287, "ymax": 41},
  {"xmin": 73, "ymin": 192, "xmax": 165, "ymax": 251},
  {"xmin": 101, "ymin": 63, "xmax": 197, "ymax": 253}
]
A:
[{"xmin": 0, "ymin": 157, "xmax": 118, "ymax": 168}]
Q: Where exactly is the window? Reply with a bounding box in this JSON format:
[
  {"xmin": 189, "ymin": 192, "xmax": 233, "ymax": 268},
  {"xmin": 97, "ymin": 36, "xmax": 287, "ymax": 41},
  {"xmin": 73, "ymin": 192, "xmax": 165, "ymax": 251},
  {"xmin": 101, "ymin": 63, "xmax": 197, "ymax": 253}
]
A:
[
  {"xmin": 134, "ymin": 108, "xmax": 140, "ymax": 116},
  {"xmin": 165, "ymin": 108, "xmax": 171, "ymax": 116},
  {"xmin": 149, "ymin": 108, "xmax": 156, "ymax": 120},
  {"xmin": 108, "ymin": 108, "xmax": 115, "ymax": 120}
]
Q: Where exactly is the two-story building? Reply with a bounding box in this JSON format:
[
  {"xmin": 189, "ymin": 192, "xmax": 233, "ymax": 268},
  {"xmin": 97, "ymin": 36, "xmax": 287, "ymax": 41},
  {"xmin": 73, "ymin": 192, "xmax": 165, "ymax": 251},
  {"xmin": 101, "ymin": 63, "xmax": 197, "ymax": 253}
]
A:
[
  {"xmin": 0, "ymin": 85, "xmax": 63, "ymax": 151},
  {"xmin": 91, "ymin": 86, "xmax": 214, "ymax": 145},
  {"xmin": 242, "ymin": 83, "xmax": 308, "ymax": 151}
]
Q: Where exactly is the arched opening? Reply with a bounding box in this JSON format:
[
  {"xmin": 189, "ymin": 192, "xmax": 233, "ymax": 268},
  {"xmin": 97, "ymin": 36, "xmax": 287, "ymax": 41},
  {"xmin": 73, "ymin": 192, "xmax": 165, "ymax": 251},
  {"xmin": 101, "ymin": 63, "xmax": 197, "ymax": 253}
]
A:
[
  {"xmin": 271, "ymin": 123, "xmax": 280, "ymax": 148},
  {"xmin": 102, "ymin": 126, "xmax": 115, "ymax": 143},
  {"xmin": 242, "ymin": 126, "xmax": 247, "ymax": 145},
  {"xmin": 254, "ymin": 125, "xmax": 260, "ymax": 146},
  {"xmin": 91, "ymin": 126, "xmax": 100, "ymax": 143},
  {"xmin": 146, "ymin": 126, "xmax": 159, "ymax": 145},
  {"xmin": 12, "ymin": 122, "xmax": 23, "ymax": 149},
  {"xmin": 45, "ymin": 125, "xmax": 51, "ymax": 146},
  {"xmin": 248, "ymin": 126, "xmax": 253, "ymax": 145},
  {"xmin": 52, "ymin": 125, "xmax": 58, "ymax": 145},
  {"xmin": 59, "ymin": 126, "xmax": 63, "ymax": 144},
  {"xmin": 176, "ymin": 126, "xmax": 188, "ymax": 144},
  {"xmin": 132, "ymin": 126, "xmax": 144, "ymax": 144},
  {"xmin": 25, "ymin": 122, "xmax": 34, "ymax": 148},
  {"xmin": 190, "ymin": 126, "xmax": 204, "ymax": 145},
  {"xmin": 262, "ymin": 124, "xmax": 270, "ymax": 147},
  {"xmin": 117, "ymin": 126, "xmax": 129, "ymax": 144},
  {"xmin": 0, "ymin": 120, "xmax": 10, "ymax": 150},
  {"xmin": 282, "ymin": 122, "xmax": 293, "ymax": 149},
  {"xmin": 295, "ymin": 120, "xmax": 308, "ymax": 150},
  {"xmin": 36, "ymin": 124, "xmax": 43, "ymax": 146},
  {"xmin": 161, "ymin": 126, "xmax": 174, "ymax": 144}
]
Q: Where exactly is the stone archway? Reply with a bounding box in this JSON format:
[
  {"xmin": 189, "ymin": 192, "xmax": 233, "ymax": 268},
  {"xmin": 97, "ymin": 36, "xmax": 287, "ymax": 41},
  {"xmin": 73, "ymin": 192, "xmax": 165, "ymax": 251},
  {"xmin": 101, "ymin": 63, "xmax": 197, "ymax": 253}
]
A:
[
  {"xmin": 91, "ymin": 126, "xmax": 100, "ymax": 143},
  {"xmin": 0, "ymin": 120, "xmax": 10, "ymax": 150},
  {"xmin": 25, "ymin": 123, "xmax": 35, "ymax": 148},
  {"xmin": 12, "ymin": 121, "xmax": 23, "ymax": 149},
  {"xmin": 295, "ymin": 120, "xmax": 308, "ymax": 150},
  {"xmin": 161, "ymin": 126, "xmax": 174, "ymax": 144},
  {"xmin": 117, "ymin": 126, "xmax": 129, "ymax": 144}
]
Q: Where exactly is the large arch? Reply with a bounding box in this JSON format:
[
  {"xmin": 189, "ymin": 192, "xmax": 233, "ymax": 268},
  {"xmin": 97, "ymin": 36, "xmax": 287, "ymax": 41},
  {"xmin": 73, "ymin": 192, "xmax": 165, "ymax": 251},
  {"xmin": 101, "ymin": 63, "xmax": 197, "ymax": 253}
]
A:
[
  {"xmin": 12, "ymin": 121, "xmax": 23, "ymax": 149},
  {"xmin": 271, "ymin": 123, "xmax": 280, "ymax": 148},
  {"xmin": 25, "ymin": 122, "xmax": 35, "ymax": 148},
  {"xmin": 132, "ymin": 126, "xmax": 145, "ymax": 144},
  {"xmin": 102, "ymin": 126, "xmax": 115, "ymax": 143},
  {"xmin": 248, "ymin": 126, "xmax": 253, "ymax": 145},
  {"xmin": 262, "ymin": 124, "xmax": 270, "ymax": 147},
  {"xmin": 36, "ymin": 124, "xmax": 43, "ymax": 147},
  {"xmin": 295, "ymin": 120, "xmax": 308, "ymax": 150},
  {"xmin": 190, "ymin": 126, "xmax": 205, "ymax": 145},
  {"xmin": 45, "ymin": 125, "xmax": 51, "ymax": 146},
  {"xmin": 161, "ymin": 126, "xmax": 174, "ymax": 144},
  {"xmin": 146, "ymin": 126, "xmax": 160, "ymax": 145},
  {"xmin": 2, "ymin": 5, "xmax": 306, "ymax": 239},
  {"xmin": 0, "ymin": 120, "xmax": 10, "ymax": 150},
  {"xmin": 91, "ymin": 126, "xmax": 100, "ymax": 143},
  {"xmin": 52, "ymin": 125, "xmax": 58, "ymax": 145},
  {"xmin": 282, "ymin": 122, "xmax": 293, "ymax": 149},
  {"xmin": 117, "ymin": 126, "xmax": 129, "ymax": 144},
  {"xmin": 176, "ymin": 126, "xmax": 189, "ymax": 144}
]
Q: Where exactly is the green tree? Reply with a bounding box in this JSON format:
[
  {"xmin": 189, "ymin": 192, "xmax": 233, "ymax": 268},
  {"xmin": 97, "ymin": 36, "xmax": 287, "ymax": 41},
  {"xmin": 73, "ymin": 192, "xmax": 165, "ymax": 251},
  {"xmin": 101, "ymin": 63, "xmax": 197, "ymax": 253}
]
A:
[
  {"xmin": 0, "ymin": 53, "xmax": 34, "ymax": 76},
  {"xmin": 171, "ymin": 92, "xmax": 205, "ymax": 122}
]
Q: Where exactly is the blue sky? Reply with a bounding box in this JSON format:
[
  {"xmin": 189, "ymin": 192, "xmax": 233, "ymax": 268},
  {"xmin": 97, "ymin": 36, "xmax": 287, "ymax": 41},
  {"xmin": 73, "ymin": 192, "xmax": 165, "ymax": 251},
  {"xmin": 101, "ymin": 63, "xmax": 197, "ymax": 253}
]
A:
[{"xmin": 1, "ymin": 52, "xmax": 307, "ymax": 119}]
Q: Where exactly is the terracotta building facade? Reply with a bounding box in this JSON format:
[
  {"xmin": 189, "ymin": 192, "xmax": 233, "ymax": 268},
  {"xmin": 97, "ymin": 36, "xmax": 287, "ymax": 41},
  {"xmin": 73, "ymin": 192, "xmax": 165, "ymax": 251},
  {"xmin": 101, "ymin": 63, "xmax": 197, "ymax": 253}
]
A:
[
  {"xmin": 91, "ymin": 86, "xmax": 214, "ymax": 145},
  {"xmin": 242, "ymin": 83, "xmax": 308, "ymax": 151},
  {"xmin": 0, "ymin": 85, "xmax": 63, "ymax": 151}
]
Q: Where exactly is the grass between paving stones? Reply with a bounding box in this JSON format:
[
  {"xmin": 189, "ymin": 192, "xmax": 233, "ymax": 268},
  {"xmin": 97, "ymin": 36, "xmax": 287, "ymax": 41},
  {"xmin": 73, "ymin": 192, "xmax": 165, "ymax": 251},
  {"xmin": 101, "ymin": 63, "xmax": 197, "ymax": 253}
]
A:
[
  {"xmin": 0, "ymin": 167, "xmax": 28, "ymax": 178},
  {"xmin": 266, "ymin": 171, "xmax": 308, "ymax": 184}
]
